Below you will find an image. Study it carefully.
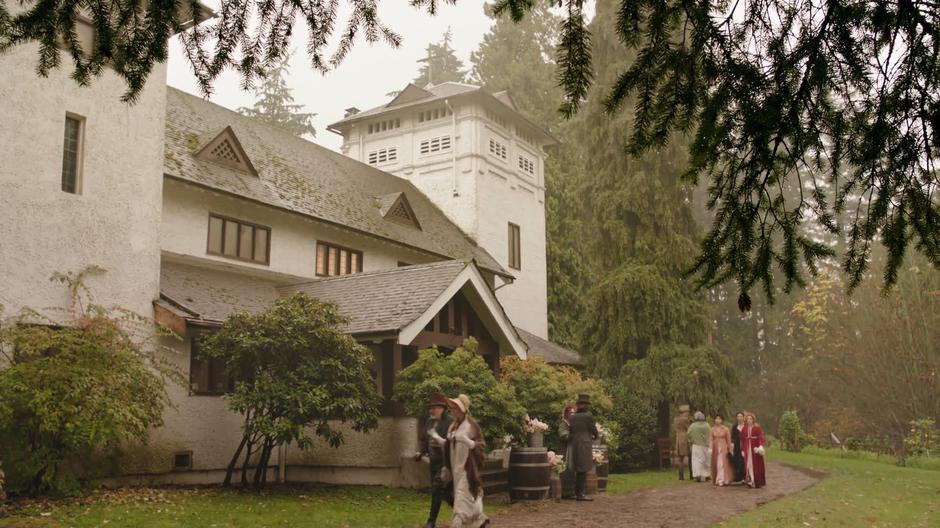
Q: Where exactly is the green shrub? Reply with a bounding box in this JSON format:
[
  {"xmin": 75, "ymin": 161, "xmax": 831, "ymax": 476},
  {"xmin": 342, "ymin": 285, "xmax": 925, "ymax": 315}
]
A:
[
  {"xmin": 602, "ymin": 380, "xmax": 658, "ymax": 471},
  {"xmin": 0, "ymin": 268, "xmax": 176, "ymax": 496},
  {"xmin": 500, "ymin": 356, "xmax": 613, "ymax": 451},
  {"xmin": 904, "ymin": 419, "xmax": 937, "ymax": 458},
  {"xmin": 394, "ymin": 340, "xmax": 525, "ymax": 447},
  {"xmin": 779, "ymin": 410, "xmax": 811, "ymax": 452}
]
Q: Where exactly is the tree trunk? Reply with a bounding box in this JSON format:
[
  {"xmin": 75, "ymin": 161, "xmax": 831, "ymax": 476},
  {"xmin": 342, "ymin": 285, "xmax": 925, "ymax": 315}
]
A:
[
  {"xmin": 223, "ymin": 434, "xmax": 249, "ymax": 487},
  {"xmin": 240, "ymin": 438, "xmax": 254, "ymax": 488}
]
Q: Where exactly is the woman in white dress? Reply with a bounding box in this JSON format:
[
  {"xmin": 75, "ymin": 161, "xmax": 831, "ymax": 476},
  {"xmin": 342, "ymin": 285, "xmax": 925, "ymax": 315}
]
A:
[{"xmin": 445, "ymin": 394, "xmax": 489, "ymax": 528}]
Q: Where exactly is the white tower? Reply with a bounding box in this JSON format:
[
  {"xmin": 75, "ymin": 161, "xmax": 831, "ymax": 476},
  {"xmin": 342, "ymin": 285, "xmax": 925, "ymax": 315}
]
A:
[{"xmin": 328, "ymin": 83, "xmax": 556, "ymax": 338}]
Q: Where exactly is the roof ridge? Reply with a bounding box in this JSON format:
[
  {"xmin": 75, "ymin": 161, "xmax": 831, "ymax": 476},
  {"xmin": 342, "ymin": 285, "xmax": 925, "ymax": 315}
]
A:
[{"xmin": 279, "ymin": 259, "xmax": 468, "ymax": 289}]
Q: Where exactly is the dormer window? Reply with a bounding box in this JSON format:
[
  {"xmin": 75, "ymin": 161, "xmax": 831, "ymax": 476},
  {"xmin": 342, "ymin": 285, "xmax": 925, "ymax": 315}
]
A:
[{"xmin": 195, "ymin": 127, "xmax": 257, "ymax": 176}]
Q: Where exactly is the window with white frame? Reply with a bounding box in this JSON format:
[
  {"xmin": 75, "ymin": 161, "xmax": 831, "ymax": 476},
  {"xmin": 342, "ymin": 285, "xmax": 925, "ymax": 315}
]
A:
[
  {"xmin": 417, "ymin": 105, "xmax": 452, "ymax": 123},
  {"xmin": 419, "ymin": 135, "xmax": 452, "ymax": 155},
  {"xmin": 518, "ymin": 155, "xmax": 535, "ymax": 175},
  {"xmin": 488, "ymin": 138, "xmax": 507, "ymax": 160},
  {"xmin": 368, "ymin": 147, "xmax": 398, "ymax": 165},
  {"xmin": 367, "ymin": 118, "xmax": 401, "ymax": 134}
]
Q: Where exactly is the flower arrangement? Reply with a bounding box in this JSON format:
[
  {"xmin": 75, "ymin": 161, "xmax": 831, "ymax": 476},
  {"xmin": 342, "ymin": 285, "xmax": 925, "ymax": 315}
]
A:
[
  {"xmin": 546, "ymin": 451, "xmax": 567, "ymax": 474},
  {"xmin": 592, "ymin": 448, "xmax": 607, "ymax": 466},
  {"xmin": 524, "ymin": 414, "xmax": 549, "ymax": 434}
]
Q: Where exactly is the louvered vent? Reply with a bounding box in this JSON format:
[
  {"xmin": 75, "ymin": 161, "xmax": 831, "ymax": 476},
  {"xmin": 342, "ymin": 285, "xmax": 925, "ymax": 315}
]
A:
[
  {"xmin": 387, "ymin": 200, "xmax": 413, "ymax": 223},
  {"xmin": 210, "ymin": 139, "xmax": 241, "ymax": 163}
]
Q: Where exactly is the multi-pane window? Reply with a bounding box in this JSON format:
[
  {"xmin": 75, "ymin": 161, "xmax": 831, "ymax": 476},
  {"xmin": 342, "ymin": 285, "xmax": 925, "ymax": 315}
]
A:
[
  {"xmin": 518, "ymin": 156, "xmax": 535, "ymax": 175},
  {"xmin": 508, "ymin": 222, "xmax": 521, "ymax": 270},
  {"xmin": 367, "ymin": 118, "xmax": 401, "ymax": 134},
  {"xmin": 316, "ymin": 241, "xmax": 363, "ymax": 276},
  {"xmin": 207, "ymin": 214, "xmax": 270, "ymax": 265},
  {"xmin": 489, "ymin": 138, "xmax": 508, "ymax": 160},
  {"xmin": 417, "ymin": 106, "xmax": 452, "ymax": 123},
  {"xmin": 368, "ymin": 147, "xmax": 397, "ymax": 165},
  {"xmin": 61, "ymin": 114, "xmax": 84, "ymax": 194},
  {"xmin": 190, "ymin": 335, "xmax": 233, "ymax": 395},
  {"xmin": 419, "ymin": 135, "xmax": 452, "ymax": 155}
]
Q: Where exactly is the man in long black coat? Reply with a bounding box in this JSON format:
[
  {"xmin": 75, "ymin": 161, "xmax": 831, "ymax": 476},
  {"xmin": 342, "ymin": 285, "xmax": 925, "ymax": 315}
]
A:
[
  {"xmin": 417, "ymin": 393, "xmax": 453, "ymax": 528},
  {"xmin": 568, "ymin": 394, "xmax": 599, "ymax": 501}
]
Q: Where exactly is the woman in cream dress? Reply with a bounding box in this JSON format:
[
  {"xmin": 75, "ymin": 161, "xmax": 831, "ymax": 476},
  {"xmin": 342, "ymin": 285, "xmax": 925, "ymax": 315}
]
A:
[{"xmin": 445, "ymin": 394, "xmax": 489, "ymax": 528}]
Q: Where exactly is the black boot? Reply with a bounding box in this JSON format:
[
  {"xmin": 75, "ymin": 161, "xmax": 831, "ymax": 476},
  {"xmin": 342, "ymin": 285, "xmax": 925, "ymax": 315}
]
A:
[{"xmin": 678, "ymin": 468, "xmax": 685, "ymax": 480}]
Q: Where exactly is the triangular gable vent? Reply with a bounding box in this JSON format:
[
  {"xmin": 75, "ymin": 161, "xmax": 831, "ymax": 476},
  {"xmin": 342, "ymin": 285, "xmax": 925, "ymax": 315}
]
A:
[
  {"xmin": 195, "ymin": 126, "xmax": 258, "ymax": 176},
  {"xmin": 380, "ymin": 193, "xmax": 422, "ymax": 230}
]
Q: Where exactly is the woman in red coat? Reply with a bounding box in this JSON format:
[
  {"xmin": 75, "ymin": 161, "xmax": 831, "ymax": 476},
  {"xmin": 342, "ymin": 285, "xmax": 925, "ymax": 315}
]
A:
[{"xmin": 741, "ymin": 412, "xmax": 766, "ymax": 488}]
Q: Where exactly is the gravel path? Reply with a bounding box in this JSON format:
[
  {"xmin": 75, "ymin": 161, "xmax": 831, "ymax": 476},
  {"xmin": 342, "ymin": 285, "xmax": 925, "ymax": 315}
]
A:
[{"xmin": 484, "ymin": 462, "xmax": 823, "ymax": 527}]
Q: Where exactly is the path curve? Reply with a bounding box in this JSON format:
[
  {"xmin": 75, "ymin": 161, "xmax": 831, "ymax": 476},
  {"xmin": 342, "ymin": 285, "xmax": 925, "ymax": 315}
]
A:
[{"xmin": 486, "ymin": 462, "xmax": 822, "ymax": 527}]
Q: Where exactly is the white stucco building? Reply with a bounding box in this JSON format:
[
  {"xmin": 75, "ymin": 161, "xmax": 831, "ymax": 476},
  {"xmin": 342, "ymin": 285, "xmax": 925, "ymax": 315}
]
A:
[
  {"xmin": 0, "ymin": 32, "xmax": 580, "ymax": 487},
  {"xmin": 328, "ymin": 83, "xmax": 556, "ymax": 339}
]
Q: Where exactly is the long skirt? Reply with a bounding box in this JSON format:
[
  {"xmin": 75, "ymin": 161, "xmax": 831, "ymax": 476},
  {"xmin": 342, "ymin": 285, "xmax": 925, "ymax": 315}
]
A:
[
  {"xmin": 711, "ymin": 448, "xmax": 734, "ymax": 485},
  {"xmin": 744, "ymin": 451, "xmax": 766, "ymax": 488},
  {"xmin": 691, "ymin": 444, "xmax": 710, "ymax": 479},
  {"xmin": 450, "ymin": 441, "xmax": 487, "ymax": 527}
]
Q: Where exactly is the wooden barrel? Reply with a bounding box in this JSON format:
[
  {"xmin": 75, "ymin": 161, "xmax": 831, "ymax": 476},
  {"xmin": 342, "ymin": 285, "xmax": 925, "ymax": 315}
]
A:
[
  {"xmin": 508, "ymin": 447, "xmax": 551, "ymax": 502},
  {"xmin": 584, "ymin": 470, "xmax": 598, "ymax": 495},
  {"xmin": 596, "ymin": 462, "xmax": 609, "ymax": 492},
  {"xmin": 481, "ymin": 457, "xmax": 508, "ymax": 497}
]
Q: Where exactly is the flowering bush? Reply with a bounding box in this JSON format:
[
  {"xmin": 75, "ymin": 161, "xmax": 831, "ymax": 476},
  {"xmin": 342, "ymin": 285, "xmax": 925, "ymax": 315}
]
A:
[
  {"xmin": 546, "ymin": 451, "xmax": 567, "ymax": 474},
  {"xmin": 592, "ymin": 449, "xmax": 607, "ymax": 465},
  {"xmin": 524, "ymin": 415, "xmax": 549, "ymax": 434}
]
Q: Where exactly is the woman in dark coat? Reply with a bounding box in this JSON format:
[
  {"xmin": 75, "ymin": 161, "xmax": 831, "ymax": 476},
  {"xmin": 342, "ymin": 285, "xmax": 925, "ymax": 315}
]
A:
[
  {"xmin": 730, "ymin": 411, "xmax": 746, "ymax": 483},
  {"xmin": 568, "ymin": 394, "xmax": 598, "ymax": 501}
]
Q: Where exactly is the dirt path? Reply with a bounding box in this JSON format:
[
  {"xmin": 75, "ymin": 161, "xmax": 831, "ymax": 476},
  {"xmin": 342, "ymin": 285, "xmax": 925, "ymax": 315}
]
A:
[{"xmin": 486, "ymin": 462, "xmax": 823, "ymax": 527}]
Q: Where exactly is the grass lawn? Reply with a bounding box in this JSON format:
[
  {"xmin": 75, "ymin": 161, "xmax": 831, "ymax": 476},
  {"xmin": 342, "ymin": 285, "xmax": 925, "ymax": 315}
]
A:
[
  {"xmin": 0, "ymin": 469, "xmax": 674, "ymax": 528},
  {"xmin": 715, "ymin": 449, "xmax": 940, "ymax": 528}
]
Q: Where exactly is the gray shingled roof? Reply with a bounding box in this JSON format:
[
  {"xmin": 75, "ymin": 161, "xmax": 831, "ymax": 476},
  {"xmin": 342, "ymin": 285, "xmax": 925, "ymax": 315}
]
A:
[
  {"xmin": 279, "ymin": 260, "xmax": 467, "ymax": 335},
  {"xmin": 515, "ymin": 327, "xmax": 584, "ymax": 367},
  {"xmin": 163, "ymin": 87, "xmax": 507, "ymax": 278},
  {"xmin": 327, "ymin": 82, "xmax": 557, "ymax": 145},
  {"xmin": 160, "ymin": 261, "xmax": 285, "ymax": 322}
]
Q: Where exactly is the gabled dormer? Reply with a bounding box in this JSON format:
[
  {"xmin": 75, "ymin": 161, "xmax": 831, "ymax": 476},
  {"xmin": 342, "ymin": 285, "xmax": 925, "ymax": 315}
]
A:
[
  {"xmin": 195, "ymin": 126, "xmax": 257, "ymax": 176},
  {"xmin": 376, "ymin": 192, "xmax": 421, "ymax": 230}
]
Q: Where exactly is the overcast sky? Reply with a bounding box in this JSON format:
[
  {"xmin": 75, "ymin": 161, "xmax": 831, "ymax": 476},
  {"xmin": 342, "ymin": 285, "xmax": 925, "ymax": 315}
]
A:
[{"xmin": 166, "ymin": 1, "xmax": 497, "ymax": 152}]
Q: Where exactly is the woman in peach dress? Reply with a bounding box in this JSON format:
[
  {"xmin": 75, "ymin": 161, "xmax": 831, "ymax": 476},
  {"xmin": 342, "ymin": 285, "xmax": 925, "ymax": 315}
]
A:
[{"xmin": 709, "ymin": 414, "xmax": 735, "ymax": 486}]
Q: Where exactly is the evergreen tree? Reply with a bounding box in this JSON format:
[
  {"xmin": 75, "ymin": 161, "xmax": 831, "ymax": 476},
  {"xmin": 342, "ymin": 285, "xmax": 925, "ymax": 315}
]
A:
[
  {"xmin": 238, "ymin": 54, "xmax": 316, "ymax": 138},
  {"xmin": 413, "ymin": 29, "xmax": 467, "ymax": 87},
  {"xmin": 470, "ymin": 4, "xmax": 563, "ymax": 131},
  {"xmin": 470, "ymin": 4, "xmax": 587, "ymax": 348}
]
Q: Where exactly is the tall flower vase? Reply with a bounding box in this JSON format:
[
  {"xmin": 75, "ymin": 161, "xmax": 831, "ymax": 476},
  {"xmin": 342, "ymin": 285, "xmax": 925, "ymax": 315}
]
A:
[{"xmin": 527, "ymin": 431, "xmax": 544, "ymax": 448}]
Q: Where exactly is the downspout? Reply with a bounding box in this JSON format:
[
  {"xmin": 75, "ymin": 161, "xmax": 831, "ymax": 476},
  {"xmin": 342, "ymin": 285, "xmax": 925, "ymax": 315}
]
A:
[{"xmin": 445, "ymin": 99, "xmax": 458, "ymax": 197}]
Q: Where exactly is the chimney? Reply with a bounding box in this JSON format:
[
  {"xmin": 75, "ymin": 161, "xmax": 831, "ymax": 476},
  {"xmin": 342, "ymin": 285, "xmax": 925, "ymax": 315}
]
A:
[{"xmin": 344, "ymin": 107, "xmax": 360, "ymax": 118}]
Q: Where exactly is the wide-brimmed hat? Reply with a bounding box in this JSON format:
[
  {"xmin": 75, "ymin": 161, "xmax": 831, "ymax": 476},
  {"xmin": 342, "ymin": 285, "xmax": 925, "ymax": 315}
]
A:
[
  {"xmin": 576, "ymin": 394, "xmax": 591, "ymax": 405},
  {"xmin": 428, "ymin": 393, "xmax": 449, "ymax": 409},
  {"xmin": 448, "ymin": 394, "xmax": 471, "ymax": 414}
]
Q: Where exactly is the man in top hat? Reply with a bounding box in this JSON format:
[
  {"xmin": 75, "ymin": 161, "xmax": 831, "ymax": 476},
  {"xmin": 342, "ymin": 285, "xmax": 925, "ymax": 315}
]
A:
[
  {"xmin": 673, "ymin": 404, "xmax": 692, "ymax": 480},
  {"xmin": 568, "ymin": 393, "xmax": 599, "ymax": 501},
  {"xmin": 416, "ymin": 393, "xmax": 453, "ymax": 528}
]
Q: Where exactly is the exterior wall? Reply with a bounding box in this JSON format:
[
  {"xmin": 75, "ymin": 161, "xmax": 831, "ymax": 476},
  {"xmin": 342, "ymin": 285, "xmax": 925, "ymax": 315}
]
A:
[
  {"xmin": 114, "ymin": 330, "xmax": 426, "ymax": 487},
  {"xmin": 0, "ymin": 43, "xmax": 166, "ymax": 320},
  {"xmin": 161, "ymin": 178, "xmax": 438, "ymax": 280},
  {"xmin": 338, "ymin": 98, "xmax": 550, "ymax": 337}
]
